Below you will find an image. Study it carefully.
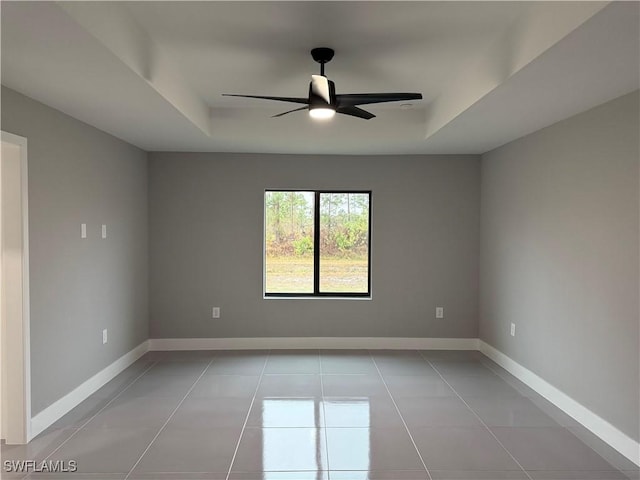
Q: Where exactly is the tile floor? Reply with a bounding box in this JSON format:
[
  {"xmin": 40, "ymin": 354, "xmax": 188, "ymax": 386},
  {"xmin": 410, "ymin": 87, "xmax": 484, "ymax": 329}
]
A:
[{"xmin": 2, "ymin": 349, "xmax": 638, "ymax": 480}]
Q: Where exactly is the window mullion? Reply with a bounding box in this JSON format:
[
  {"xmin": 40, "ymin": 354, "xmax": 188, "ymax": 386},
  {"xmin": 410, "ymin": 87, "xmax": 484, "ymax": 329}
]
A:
[{"xmin": 313, "ymin": 191, "xmax": 321, "ymax": 294}]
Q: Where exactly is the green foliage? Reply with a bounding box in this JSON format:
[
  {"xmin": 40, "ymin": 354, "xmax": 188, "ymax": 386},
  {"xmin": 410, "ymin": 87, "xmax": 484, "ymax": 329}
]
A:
[
  {"xmin": 293, "ymin": 236, "xmax": 313, "ymax": 256},
  {"xmin": 332, "ymin": 218, "xmax": 368, "ymax": 254},
  {"xmin": 265, "ymin": 191, "xmax": 369, "ymax": 259}
]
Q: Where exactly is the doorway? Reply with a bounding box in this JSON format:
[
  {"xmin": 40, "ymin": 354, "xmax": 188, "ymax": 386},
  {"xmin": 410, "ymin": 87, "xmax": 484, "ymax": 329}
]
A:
[{"xmin": 1, "ymin": 131, "xmax": 31, "ymax": 444}]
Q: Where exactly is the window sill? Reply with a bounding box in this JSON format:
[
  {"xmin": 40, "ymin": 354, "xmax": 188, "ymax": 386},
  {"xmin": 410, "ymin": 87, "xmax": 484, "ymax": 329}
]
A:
[{"xmin": 263, "ymin": 295, "xmax": 372, "ymax": 300}]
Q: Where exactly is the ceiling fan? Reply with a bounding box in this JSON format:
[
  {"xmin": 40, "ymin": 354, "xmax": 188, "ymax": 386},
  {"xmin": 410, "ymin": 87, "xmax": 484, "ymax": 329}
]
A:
[{"xmin": 223, "ymin": 48, "xmax": 423, "ymax": 120}]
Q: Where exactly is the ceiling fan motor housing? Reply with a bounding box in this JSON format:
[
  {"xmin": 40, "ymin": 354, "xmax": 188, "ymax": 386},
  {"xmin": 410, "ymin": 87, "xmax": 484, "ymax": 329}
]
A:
[{"xmin": 309, "ymin": 79, "xmax": 337, "ymax": 109}]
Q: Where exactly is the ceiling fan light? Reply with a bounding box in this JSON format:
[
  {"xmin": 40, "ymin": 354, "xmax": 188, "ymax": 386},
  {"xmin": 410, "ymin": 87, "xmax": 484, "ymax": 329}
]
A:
[{"xmin": 309, "ymin": 107, "xmax": 335, "ymax": 120}]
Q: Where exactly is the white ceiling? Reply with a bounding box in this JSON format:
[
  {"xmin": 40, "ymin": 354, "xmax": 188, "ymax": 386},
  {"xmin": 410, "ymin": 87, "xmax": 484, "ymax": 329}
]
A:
[{"xmin": 1, "ymin": 1, "xmax": 638, "ymax": 155}]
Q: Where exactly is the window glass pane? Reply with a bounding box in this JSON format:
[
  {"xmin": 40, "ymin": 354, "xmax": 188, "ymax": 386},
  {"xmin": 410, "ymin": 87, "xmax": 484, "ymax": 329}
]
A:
[
  {"xmin": 319, "ymin": 193, "xmax": 369, "ymax": 293},
  {"xmin": 265, "ymin": 191, "xmax": 315, "ymax": 293}
]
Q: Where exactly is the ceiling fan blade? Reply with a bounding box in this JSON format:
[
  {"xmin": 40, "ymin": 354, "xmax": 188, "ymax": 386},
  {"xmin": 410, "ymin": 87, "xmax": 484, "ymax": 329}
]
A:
[
  {"xmin": 311, "ymin": 75, "xmax": 331, "ymax": 104},
  {"xmin": 222, "ymin": 94, "xmax": 309, "ymax": 105},
  {"xmin": 336, "ymin": 106, "xmax": 376, "ymax": 120},
  {"xmin": 336, "ymin": 93, "xmax": 422, "ymax": 106},
  {"xmin": 272, "ymin": 106, "xmax": 308, "ymax": 118}
]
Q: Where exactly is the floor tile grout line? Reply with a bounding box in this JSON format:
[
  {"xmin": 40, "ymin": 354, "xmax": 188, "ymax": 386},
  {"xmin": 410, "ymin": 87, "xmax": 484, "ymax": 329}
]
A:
[
  {"xmin": 441, "ymin": 355, "xmax": 574, "ymax": 425},
  {"xmin": 419, "ymin": 351, "xmax": 534, "ymax": 480},
  {"xmin": 477, "ymin": 356, "xmax": 614, "ymax": 445},
  {"xmin": 368, "ymin": 350, "xmax": 433, "ymax": 480},
  {"xmin": 562, "ymin": 431, "xmax": 635, "ymax": 475},
  {"xmin": 123, "ymin": 356, "xmax": 217, "ymax": 480},
  {"xmin": 224, "ymin": 350, "xmax": 271, "ymax": 480},
  {"xmin": 318, "ymin": 350, "xmax": 332, "ymax": 475},
  {"xmin": 478, "ymin": 354, "xmax": 630, "ymax": 473},
  {"xmin": 474, "ymin": 357, "xmax": 572, "ymax": 420},
  {"xmin": 41, "ymin": 358, "xmax": 161, "ymax": 465},
  {"xmin": 477, "ymin": 355, "xmax": 541, "ymax": 397}
]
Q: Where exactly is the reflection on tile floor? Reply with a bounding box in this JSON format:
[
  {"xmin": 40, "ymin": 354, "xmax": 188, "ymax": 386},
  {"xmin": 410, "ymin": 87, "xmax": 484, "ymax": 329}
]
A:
[{"xmin": 2, "ymin": 349, "xmax": 638, "ymax": 479}]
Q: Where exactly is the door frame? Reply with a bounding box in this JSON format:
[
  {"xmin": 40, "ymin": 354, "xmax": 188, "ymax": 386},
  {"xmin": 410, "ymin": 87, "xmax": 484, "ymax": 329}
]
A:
[{"xmin": 1, "ymin": 131, "xmax": 31, "ymax": 444}]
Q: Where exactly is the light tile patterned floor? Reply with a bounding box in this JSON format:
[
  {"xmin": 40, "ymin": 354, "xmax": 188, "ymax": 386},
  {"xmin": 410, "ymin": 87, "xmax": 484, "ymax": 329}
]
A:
[{"xmin": 2, "ymin": 349, "xmax": 638, "ymax": 479}]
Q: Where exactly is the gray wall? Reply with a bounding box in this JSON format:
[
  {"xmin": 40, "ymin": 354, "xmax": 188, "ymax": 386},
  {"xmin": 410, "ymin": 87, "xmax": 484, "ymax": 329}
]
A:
[
  {"xmin": 480, "ymin": 91, "xmax": 639, "ymax": 441},
  {"xmin": 149, "ymin": 153, "xmax": 480, "ymax": 339},
  {"xmin": 1, "ymin": 87, "xmax": 149, "ymax": 415}
]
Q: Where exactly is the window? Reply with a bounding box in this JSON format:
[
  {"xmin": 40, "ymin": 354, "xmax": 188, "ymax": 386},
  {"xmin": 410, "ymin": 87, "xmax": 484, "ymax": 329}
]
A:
[{"xmin": 264, "ymin": 190, "xmax": 371, "ymax": 297}]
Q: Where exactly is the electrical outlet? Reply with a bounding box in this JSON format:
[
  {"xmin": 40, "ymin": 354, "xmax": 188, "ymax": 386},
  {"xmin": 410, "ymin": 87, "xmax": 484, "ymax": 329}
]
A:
[
  {"xmin": 435, "ymin": 307, "xmax": 444, "ymax": 319},
  {"xmin": 212, "ymin": 307, "xmax": 220, "ymax": 319},
  {"xmin": 102, "ymin": 329, "xmax": 108, "ymax": 344},
  {"xmin": 81, "ymin": 223, "xmax": 87, "ymax": 239},
  {"xmin": 101, "ymin": 224, "xmax": 107, "ymax": 239},
  {"xmin": 510, "ymin": 323, "xmax": 516, "ymax": 337}
]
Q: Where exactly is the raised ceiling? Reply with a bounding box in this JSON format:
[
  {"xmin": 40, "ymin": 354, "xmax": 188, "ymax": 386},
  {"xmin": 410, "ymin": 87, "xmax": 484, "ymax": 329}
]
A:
[{"xmin": 1, "ymin": 1, "xmax": 638, "ymax": 154}]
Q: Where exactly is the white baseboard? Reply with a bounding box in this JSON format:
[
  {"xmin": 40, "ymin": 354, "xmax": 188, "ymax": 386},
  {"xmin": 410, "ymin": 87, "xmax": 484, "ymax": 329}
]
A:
[
  {"xmin": 148, "ymin": 336, "xmax": 480, "ymax": 351},
  {"xmin": 27, "ymin": 335, "xmax": 638, "ymax": 469},
  {"xmin": 479, "ymin": 340, "xmax": 640, "ymax": 467},
  {"xmin": 30, "ymin": 340, "xmax": 149, "ymax": 439}
]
